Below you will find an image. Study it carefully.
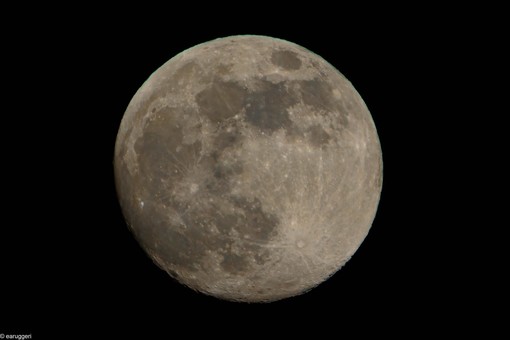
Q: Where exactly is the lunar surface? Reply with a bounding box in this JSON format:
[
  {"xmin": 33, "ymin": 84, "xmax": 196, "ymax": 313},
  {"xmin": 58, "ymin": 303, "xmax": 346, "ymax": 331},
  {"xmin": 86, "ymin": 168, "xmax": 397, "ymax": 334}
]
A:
[{"xmin": 114, "ymin": 35, "xmax": 382, "ymax": 302}]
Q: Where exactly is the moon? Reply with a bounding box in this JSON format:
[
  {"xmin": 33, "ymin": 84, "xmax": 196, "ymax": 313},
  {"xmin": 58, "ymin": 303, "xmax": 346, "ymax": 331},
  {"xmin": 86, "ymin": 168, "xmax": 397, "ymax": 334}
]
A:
[{"xmin": 114, "ymin": 35, "xmax": 382, "ymax": 302}]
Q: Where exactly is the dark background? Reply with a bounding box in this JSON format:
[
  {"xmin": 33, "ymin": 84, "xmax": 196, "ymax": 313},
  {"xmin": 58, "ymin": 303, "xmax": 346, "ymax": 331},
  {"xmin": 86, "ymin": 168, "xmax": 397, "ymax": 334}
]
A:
[{"xmin": 1, "ymin": 7, "xmax": 500, "ymax": 337}]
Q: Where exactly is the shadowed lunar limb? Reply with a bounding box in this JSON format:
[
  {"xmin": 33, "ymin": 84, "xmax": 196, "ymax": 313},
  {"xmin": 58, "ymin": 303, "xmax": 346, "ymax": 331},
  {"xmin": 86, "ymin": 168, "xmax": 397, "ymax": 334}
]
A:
[{"xmin": 114, "ymin": 35, "xmax": 382, "ymax": 302}]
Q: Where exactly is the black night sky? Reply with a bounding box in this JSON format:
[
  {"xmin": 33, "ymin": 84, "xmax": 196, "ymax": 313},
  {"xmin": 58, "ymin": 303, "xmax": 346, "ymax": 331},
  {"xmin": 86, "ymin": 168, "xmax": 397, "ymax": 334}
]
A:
[{"xmin": 1, "ymin": 6, "xmax": 498, "ymax": 338}]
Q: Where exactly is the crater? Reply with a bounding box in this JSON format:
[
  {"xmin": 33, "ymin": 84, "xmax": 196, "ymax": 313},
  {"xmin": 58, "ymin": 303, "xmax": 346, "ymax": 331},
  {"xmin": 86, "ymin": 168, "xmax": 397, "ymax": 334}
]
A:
[{"xmin": 271, "ymin": 50, "xmax": 302, "ymax": 70}]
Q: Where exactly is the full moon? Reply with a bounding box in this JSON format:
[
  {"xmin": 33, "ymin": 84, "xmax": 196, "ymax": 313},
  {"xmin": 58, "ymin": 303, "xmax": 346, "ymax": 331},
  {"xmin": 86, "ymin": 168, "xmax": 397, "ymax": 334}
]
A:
[{"xmin": 114, "ymin": 35, "xmax": 382, "ymax": 302}]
